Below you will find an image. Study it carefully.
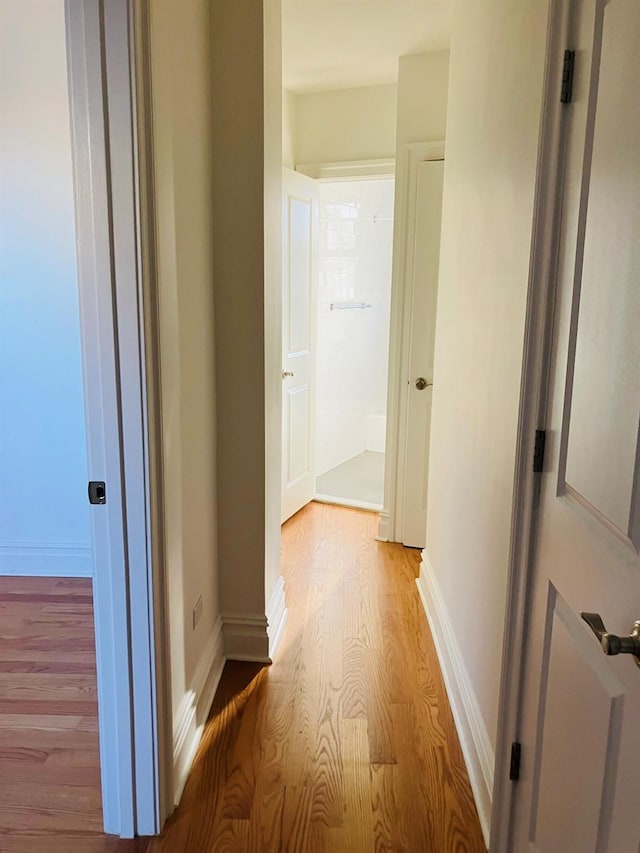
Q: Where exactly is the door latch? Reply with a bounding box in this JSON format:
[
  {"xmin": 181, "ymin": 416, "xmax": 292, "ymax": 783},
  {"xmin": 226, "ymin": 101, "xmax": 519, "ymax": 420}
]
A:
[{"xmin": 88, "ymin": 481, "xmax": 106, "ymax": 505}]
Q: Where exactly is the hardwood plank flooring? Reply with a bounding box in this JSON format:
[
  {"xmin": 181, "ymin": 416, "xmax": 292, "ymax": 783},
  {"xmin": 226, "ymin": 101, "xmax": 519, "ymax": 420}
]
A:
[
  {"xmin": 145, "ymin": 503, "xmax": 486, "ymax": 852},
  {"xmin": 1, "ymin": 505, "xmax": 486, "ymax": 852},
  {"xmin": 0, "ymin": 576, "xmax": 108, "ymax": 851}
]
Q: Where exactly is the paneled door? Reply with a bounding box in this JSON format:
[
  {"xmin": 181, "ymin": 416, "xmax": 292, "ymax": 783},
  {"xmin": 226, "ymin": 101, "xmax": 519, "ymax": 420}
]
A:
[
  {"xmin": 399, "ymin": 154, "xmax": 444, "ymax": 548},
  {"xmin": 281, "ymin": 169, "xmax": 318, "ymax": 523},
  {"xmin": 511, "ymin": 1, "xmax": 640, "ymax": 850}
]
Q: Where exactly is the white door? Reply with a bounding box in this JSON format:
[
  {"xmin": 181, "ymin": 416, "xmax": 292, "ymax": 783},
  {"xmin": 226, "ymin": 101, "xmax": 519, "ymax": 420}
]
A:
[
  {"xmin": 67, "ymin": 1, "xmax": 164, "ymax": 834},
  {"xmin": 399, "ymin": 155, "xmax": 444, "ymax": 547},
  {"xmin": 511, "ymin": 1, "xmax": 640, "ymax": 850},
  {"xmin": 281, "ymin": 168, "xmax": 318, "ymax": 523}
]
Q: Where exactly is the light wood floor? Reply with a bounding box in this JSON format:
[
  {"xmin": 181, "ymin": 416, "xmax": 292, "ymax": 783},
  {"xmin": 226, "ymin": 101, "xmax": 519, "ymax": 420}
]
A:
[
  {"xmin": 0, "ymin": 576, "xmax": 137, "ymax": 852},
  {"xmin": 149, "ymin": 503, "xmax": 486, "ymax": 852},
  {"xmin": 1, "ymin": 505, "xmax": 486, "ymax": 852}
]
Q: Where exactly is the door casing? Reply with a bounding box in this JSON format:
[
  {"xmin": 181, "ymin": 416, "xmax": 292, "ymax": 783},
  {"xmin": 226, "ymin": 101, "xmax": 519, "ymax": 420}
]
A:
[
  {"xmin": 288, "ymin": 151, "xmax": 444, "ymax": 545},
  {"xmin": 490, "ymin": 0, "xmax": 580, "ymax": 848},
  {"xmin": 285, "ymin": 161, "xmax": 396, "ymax": 518},
  {"xmin": 65, "ymin": 0, "xmax": 170, "ymax": 836}
]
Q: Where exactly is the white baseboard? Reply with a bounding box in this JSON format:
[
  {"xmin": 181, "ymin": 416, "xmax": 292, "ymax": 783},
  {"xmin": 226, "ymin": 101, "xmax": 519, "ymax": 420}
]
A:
[
  {"xmin": 376, "ymin": 508, "xmax": 391, "ymax": 541},
  {"xmin": 0, "ymin": 541, "xmax": 92, "ymax": 577},
  {"xmin": 266, "ymin": 575, "xmax": 287, "ymax": 659},
  {"xmin": 416, "ymin": 553, "xmax": 494, "ymax": 848},
  {"xmin": 222, "ymin": 612, "xmax": 271, "ymax": 662},
  {"xmin": 314, "ymin": 494, "xmax": 382, "ymax": 513},
  {"xmin": 172, "ymin": 615, "xmax": 225, "ymax": 805}
]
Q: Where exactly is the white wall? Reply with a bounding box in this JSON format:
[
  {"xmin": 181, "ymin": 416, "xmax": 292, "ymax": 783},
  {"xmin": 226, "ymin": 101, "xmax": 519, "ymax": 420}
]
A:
[
  {"xmin": 396, "ymin": 52, "xmax": 450, "ymax": 148},
  {"xmin": 210, "ymin": 0, "xmax": 265, "ymax": 633},
  {"xmin": 282, "ymin": 89, "xmax": 296, "ymax": 168},
  {"xmin": 0, "ymin": 0, "xmax": 91, "ymax": 577},
  {"xmin": 315, "ymin": 179, "xmax": 395, "ymax": 474},
  {"xmin": 264, "ymin": 0, "xmax": 285, "ymax": 637},
  {"xmin": 418, "ymin": 0, "xmax": 550, "ymax": 835},
  {"xmin": 210, "ymin": 0, "xmax": 284, "ymax": 660},
  {"xmin": 149, "ymin": 0, "xmax": 222, "ymax": 796},
  {"xmin": 295, "ymin": 84, "xmax": 397, "ymax": 165}
]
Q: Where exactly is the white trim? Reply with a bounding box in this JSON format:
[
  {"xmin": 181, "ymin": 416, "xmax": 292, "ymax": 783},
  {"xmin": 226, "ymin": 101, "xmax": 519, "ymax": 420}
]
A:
[
  {"xmin": 417, "ymin": 553, "xmax": 493, "ymax": 849},
  {"xmin": 490, "ymin": 1, "xmax": 571, "ymax": 850},
  {"xmin": 0, "ymin": 542, "xmax": 92, "ymax": 577},
  {"xmin": 376, "ymin": 509, "xmax": 391, "ymax": 542},
  {"xmin": 379, "ymin": 140, "xmax": 445, "ymax": 545},
  {"xmin": 296, "ymin": 157, "xmax": 395, "ymax": 181},
  {"xmin": 132, "ymin": 0, "xmax": 174, "ymax": 827},
  {"xmin": 65, "ymin": 0, "xmax": 165, "ymax": 837},
  {"xmin": 314, "ymin": 495, "xmax": 383, "ymax": 513},
  {"xmin": 172, "ymin": 616, "xmax": 225, "ymax": 805},
  {"xmin": 222, "ymin": 613, "xmax": 271, "ymax": 662},
  {"xmin": 101, "ymin": 2, "xmax": 164, "ymax": 836},
  {"xmin": 66, "ymin": 2, "xmax": 136, "ymax": 835},
  {"xmin": 267, "ymin": 575, "xmax": 288, "ymax": 659}
]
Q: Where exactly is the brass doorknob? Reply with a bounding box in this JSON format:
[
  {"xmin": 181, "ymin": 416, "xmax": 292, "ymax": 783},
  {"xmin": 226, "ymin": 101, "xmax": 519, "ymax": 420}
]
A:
[
  {"xmin": 581, "ymin": 612, "xmax": 640, "ymax": 668},
  {"xmin": 415, "ymin": 377, "xmax": 432, "ymax": 390}
]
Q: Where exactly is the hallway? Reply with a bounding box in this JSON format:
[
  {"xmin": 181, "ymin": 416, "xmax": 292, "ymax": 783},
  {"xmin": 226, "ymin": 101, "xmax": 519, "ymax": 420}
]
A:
[
  {"xmin": 146, "ymin": 503, "xmax": 485, "ymax": 852},
  {"xmin": 0, "ymin": 505, "xmax": 485, "ymax": 851}
]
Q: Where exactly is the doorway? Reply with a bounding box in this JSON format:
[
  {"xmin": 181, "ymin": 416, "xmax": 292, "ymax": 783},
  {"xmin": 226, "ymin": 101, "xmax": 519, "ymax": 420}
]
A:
[
  {"xmin": 280, "ymin": 147, "xmax": 445, "ymax": 542},
  {"xmin": 0, "ymin": 0, "xmax": 166, "ymax": 837},
  {"xmin": 314, "ymin": 177, "xmax": 395, "ymax": 511},
  {"xmin": 0, "ymin": 0, "xmax": 101, "ymax": 837}
]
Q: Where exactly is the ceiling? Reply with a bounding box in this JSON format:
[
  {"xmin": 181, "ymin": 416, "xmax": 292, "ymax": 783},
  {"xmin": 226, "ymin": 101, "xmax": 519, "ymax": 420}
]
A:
[{"xmin": 282, "ymin": 1, "xmax": 454, "ymax": 94}]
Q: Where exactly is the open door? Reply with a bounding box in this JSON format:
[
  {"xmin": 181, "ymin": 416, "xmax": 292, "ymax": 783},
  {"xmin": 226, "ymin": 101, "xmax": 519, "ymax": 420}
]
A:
[
  {"xmin": 399, "ymin": 154, "xmax": 444, "ymax": 548},
  {"xmin": 281, "ymin": 168, "xmax": 318, "ymax": 523},
  {"xmin": 66, "ymin": 0, "xmax": 166, "ymax": 834},
  {"xmin": 510, "ymin": 1, "xmax": 640, "ymax": 849},
  {"xmin": 385, "ymin": 142, "xmax": 445, "ymax": 548}
]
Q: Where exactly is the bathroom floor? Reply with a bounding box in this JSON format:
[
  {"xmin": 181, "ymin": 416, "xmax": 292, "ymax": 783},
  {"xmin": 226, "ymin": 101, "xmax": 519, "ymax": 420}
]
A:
[{"xmin": 315, "ymin": 450, "xmax": 385, "ymax": 508}]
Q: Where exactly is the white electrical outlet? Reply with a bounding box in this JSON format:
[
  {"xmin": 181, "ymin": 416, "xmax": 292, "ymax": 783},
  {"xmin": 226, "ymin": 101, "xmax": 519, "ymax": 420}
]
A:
[{"xmin": 192, "ymin": 595, "xmax": 203, "ymax": 630}]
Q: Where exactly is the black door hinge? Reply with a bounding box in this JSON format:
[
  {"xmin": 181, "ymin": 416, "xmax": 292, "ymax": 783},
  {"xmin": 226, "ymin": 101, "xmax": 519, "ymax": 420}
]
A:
[
  {"xmin": 561, "ymin": 49, "xmax": 575, "ymax": 104},
  {"xmin": 88, "ymin": 481, "xmax": 107, "ymax": 505},
  {"xmin": 533, "ymin": 429, "xmax": 546, "ymax": 474},
  {"xmin": 510, "ymin": 741, "xmax": 522, "ymax": 781}
]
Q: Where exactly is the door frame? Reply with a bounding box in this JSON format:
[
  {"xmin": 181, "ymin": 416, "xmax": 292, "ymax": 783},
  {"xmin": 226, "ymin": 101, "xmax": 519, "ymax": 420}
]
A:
[
  {"xmin": 65, "ymin": 0, "xmax": 170, "ymax": 836},
  {"xmin": 297, "ymin": 158, "xmax": 395, "ymax": 181},
  {"xmin": 296, "ymin": 148, "xmax": 445, "ymax": 532},
  {"xmin": 378, "ymin": 140, "xmax": 444, "ymax": 544},
  {"xmin": 288, "ymin": 160, "xmax": 396, "ymax": 512},
  {"xmin": 489, "ymin": 0, "xmax": 573, "ymax": 848}
]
